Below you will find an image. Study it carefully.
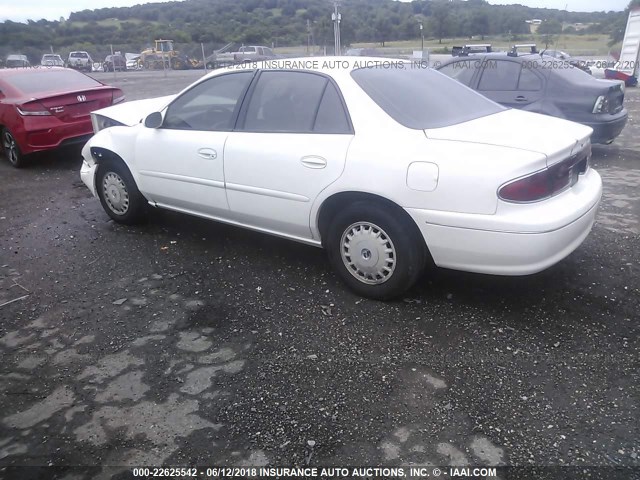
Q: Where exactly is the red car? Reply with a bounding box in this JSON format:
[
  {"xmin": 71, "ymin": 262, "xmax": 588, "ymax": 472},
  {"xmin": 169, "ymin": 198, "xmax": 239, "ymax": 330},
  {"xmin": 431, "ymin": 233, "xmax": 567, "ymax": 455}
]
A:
[{"xmin": 0, "ymin": 67, "xmax": 124, "ymax": 167}]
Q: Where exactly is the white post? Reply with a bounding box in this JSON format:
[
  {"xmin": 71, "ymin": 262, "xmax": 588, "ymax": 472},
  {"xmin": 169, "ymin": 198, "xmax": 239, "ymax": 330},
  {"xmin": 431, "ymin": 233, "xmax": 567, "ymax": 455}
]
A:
[{"xmin": 110, "ymin": 44, "xmax": 116, "ymax": 80}]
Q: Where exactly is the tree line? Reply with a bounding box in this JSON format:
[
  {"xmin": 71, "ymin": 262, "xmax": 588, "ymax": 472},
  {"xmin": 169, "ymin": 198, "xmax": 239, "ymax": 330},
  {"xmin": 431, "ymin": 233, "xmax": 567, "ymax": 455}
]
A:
[{"xmin": 0, "ymin": 0, "xmax": 624, "ymax": 63}]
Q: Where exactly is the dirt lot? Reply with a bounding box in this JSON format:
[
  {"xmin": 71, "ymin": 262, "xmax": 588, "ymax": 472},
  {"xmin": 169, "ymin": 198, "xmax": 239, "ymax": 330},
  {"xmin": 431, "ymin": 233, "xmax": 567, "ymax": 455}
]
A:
[{"xmin": 0, "ymin": 69, "xmax": 638, "ymax": 479}]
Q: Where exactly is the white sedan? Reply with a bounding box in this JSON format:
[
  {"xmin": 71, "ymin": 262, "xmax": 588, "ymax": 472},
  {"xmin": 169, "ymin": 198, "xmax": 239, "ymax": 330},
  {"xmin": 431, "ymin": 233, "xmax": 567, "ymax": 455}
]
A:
[{"xmin": 80, "ymin": 58, "xmax": 602, "ymax": 299}]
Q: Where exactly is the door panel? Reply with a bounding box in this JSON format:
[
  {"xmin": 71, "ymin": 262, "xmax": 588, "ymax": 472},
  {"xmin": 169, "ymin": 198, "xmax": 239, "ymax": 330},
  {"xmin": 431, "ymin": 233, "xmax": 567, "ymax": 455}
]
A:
[
  {"xmin": 135, "ymin": 129, "xmax": 229, "ymax": 216},
  {"xmin": 223, "ymin": 70, "xmax": 353, "ymax": 239},
  {"xmin": 132, "ymin": 70, "xmax": 254, "ymax": 217},
  {"xmin": 224, "ymin": 133, "xmax": 352, "ymax": 238},
  {"xmin": 478, "ymin": 60, "xmax": 544, "ymax": 110}
]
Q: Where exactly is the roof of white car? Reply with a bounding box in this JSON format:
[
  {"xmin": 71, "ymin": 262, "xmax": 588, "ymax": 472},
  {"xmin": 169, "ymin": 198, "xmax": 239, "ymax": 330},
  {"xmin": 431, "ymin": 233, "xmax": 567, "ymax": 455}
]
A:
[{"xmin": 212, "ymin": 56, "xmax": 416, "ymax": 78}]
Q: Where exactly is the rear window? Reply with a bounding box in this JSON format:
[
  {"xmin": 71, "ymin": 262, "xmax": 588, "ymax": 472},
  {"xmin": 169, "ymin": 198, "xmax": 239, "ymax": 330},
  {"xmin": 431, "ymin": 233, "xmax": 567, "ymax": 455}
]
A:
[
  {"xmin": 351, "ymin": 65, "xmax": 505, "ymax": 129},
  {"xmin": 70, "ymin": 52, "xmax": 89, "ymax": 58},
  {"xmin": 547, "ymin": 62, "xmax": 593, "ymax": 82},
  {"xmin": 3, "ymin": 70, "xmax": 102, "ymax": 95}
]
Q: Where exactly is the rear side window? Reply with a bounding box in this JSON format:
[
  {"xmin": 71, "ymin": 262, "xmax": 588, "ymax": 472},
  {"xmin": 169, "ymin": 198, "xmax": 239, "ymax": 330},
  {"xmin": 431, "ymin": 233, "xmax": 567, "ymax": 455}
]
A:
[
  {"xmin": 518, "ymin": 67, "xmax": 542, "ymax": 91},
  {"xmin": 3, "ymin": 70, "xmax": 102, "ymax": 94},
  {"xmin": 478, "ymin": 60, "xmax": 520, "ymax": 90},
  {"xmin": 438, "ymin": 60, "xmax": 482, "ymax": 87},
  {"xmin": 243, "ymin": 71, "xmax": 350, "ymax": 133},
  {"xmin": 351, "ymin": 66, "xmax": 504, "ymax": 129},
  {"xmin": 314, "ymin": 82, "xmax": 351, "ymax": 134}
]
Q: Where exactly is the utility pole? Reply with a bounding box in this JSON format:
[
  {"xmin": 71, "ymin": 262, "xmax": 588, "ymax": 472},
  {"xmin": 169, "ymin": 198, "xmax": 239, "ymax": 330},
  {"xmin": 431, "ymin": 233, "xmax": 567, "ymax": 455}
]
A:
[
  {"xmin": 332, "ymin": 1, "xmax": 341, "ymax": 55},
  {"xmin": 419, "ymin": 22, "xmax": 424, "ymax": 57}
]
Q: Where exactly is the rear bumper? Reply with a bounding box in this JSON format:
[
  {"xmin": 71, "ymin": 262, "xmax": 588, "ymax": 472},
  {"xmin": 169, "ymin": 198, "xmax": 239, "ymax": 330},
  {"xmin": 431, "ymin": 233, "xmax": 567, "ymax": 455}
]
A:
[
  {"xmin": 405, "ymin": 169, "xmax": 602, "ymax": 275},
  {"xmin": 16, "ymin": 117, "xmax": 94, "ymax": 155},
  {"xmin": 581, "ymin": 110, "xmax": 628, "ymax": 144}
]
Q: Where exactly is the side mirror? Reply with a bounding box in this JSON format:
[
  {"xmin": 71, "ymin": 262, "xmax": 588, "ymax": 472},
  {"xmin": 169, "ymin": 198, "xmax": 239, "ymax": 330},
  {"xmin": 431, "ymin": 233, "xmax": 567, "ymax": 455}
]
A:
[{"xmin": 144, "ymin": 111, "xmax": 163, "ymax": 128}]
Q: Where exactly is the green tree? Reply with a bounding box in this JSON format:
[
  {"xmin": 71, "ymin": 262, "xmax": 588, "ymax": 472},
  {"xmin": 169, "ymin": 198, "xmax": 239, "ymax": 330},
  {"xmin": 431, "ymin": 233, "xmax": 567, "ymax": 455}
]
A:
[
  {"xmin": 538, "ymin": 19, "xmax": 562, "ymax": 34},
  {"xmin": 609, "ymin": 0, "xmax": 640, "ymax": 46},
  {"xmin": 427, "ymin": 1, "xmax": 454, "ymax": 44}
]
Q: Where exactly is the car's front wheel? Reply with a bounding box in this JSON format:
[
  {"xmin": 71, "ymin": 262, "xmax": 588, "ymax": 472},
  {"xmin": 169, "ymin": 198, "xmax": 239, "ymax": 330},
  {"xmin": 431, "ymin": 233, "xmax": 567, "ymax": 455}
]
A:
[
  {"xmin": 2, "ymin": 128, "xmax": 25, "ymax": 168},
  {"xmin": 326, "ymin": 202, "xmax": 425, "ymax": 300},
  {"xmin": 96, "ymin": 162, "xmax": 147, "ymax": 224}
]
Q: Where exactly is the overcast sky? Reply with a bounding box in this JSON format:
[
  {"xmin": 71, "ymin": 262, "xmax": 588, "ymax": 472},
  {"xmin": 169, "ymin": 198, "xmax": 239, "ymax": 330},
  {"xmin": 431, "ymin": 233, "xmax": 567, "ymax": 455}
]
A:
[{"xmin": 0, "ymin": 0, "xmax": 629, "ymax": 23}]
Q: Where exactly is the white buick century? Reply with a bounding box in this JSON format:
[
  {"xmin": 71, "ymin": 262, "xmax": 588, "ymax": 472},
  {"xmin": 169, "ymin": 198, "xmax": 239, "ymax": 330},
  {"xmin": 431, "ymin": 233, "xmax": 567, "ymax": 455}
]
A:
[{"xmin": 80, "ymin": 58, "xmax": 602, "ymax": 299}]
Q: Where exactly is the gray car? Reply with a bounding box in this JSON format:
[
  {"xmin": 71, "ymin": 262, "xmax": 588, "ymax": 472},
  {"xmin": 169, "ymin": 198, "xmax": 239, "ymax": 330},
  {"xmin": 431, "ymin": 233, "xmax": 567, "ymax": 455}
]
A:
[
  {"xmin": 6, "ymin": 54, "xmax": 30, "ymax": 68},
  {"xmin": 436, "ymin": 51, "xmax": 627, "ymax": 144},
  {"xmin": 41, "ymin": 54, "xmax": 65, "ymax": 67}
]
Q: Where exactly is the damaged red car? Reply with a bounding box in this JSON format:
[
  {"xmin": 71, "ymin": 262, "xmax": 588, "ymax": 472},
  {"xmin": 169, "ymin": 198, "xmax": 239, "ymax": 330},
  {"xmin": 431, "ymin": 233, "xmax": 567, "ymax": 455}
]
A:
[{"xmin": 0, "ymin": 67, "xmax": 124, "ymax": 168}]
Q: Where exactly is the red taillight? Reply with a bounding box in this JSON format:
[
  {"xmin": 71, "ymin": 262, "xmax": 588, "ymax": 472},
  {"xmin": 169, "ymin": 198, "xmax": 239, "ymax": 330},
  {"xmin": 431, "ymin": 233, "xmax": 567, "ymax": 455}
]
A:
[
  {"xmin": 111, "ymin": 90, "xmax": 125, "ymax": 105},
  {"xmin": 17, "ymin": 102, "xmax": 51, "ymax": 116},
  {"xmin": 499, "ymin": 155, "xmax": 586, "ymax": 203}
]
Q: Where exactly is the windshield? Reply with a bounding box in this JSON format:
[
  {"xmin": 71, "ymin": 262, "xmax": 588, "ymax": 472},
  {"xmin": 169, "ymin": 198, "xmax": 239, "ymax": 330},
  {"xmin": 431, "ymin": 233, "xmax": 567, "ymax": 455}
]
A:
[{"xmin": 351, "ymin": 65, "xmax": 505, "ymax": 129}]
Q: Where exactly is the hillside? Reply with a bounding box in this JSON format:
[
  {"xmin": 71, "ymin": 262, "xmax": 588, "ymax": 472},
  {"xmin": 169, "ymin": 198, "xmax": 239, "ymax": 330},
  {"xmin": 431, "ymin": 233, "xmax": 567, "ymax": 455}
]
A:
[{"xmin": 0, "ymin": 0, "xmax": 623, "ymax": 62}]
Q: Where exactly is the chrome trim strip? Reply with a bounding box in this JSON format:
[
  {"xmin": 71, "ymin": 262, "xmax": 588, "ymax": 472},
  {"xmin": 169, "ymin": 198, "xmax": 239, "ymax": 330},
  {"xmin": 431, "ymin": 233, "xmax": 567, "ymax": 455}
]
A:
[
  {"xmin": 225, "ymin": 182, "xmax": 310, "ymax": 203},
  {"xmin": 139, "ymin": 170, "xmax": 225, "ymax": 189}
]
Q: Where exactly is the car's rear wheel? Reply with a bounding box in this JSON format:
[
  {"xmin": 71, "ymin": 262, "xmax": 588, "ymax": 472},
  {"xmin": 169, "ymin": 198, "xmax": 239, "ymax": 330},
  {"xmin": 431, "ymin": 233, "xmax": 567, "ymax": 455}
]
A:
[
  {"xmin": 96, "ymin": 162, "xmax": 147, "ymax": 225},
  {"xmin": 326, "ymin": 202, "xmax": 425, "ymax": 300},
  {"xmin": 2, "ymin": 128, "xmax": 25, "ymax": 168}
]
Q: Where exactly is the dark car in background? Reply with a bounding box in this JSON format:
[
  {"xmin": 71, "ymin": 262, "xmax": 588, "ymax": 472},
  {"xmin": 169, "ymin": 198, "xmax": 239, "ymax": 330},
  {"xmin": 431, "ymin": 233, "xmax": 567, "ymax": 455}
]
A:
[
  {"xmin": 103, "ymin": 54, "xmax": 127, "ymax": 72},
  {"xmin": 541, "ymin": 49, "xmax": 592, "ymax": 74},
  {"xmin": 345, "ymin": 48, "xmax": 382, "ymax": 56},
  {"xmin": 0, "ymin": 68, "xmax": 124, "ymax": 167},
  {"xmin": 437, "ymin": 52, "xmax": 627, "ymax": 144},
  {"xmin": 451, "ymin": 44, "xmax": 493, "ymax": 56}
]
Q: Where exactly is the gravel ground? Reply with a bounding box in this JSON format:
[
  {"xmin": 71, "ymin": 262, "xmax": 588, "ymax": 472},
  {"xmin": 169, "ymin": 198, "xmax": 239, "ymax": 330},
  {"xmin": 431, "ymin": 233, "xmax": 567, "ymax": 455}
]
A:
[{"xmin": 0, "ymin": 69, "xmax": 638, "ymax": 479}]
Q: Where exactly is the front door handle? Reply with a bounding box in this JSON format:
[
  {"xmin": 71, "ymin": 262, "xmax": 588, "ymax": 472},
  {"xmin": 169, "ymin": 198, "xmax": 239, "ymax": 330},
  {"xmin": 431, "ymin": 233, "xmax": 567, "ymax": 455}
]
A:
[
  {"xmin": 301, "ymin": 155, "xmax": 327, "ymax": 169},
  {"xmin": 198, "ymin": 148, "xmax": 217, "ymax": 160}
]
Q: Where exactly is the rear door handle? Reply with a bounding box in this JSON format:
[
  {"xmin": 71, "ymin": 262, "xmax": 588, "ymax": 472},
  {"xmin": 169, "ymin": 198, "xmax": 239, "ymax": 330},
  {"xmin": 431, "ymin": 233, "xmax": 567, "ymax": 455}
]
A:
[
  {"xmin": 198, "ymin": 148, "xmax": 217, "ymax": 160},
  {"xmin": 515, "ymin": 96, "xmax": 528, "ymax": 102},
  {"xmin": 301, "ymin": 155, "xmax": 327, "ymax": 169}
]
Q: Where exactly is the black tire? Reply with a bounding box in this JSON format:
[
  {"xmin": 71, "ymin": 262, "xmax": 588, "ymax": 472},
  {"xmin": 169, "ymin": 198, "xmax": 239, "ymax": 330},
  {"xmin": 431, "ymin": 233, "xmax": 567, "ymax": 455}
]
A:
[
  {"xmin": 326, "ymin": 202, "xmax": 425, "ymax": 300},
  {"xmin": 96, "ymin": 162, "xmax": 147, "ymax": 225},
  {"xmin": 2, "ymin": 128, "xmax": 26, "ymax": 168}
]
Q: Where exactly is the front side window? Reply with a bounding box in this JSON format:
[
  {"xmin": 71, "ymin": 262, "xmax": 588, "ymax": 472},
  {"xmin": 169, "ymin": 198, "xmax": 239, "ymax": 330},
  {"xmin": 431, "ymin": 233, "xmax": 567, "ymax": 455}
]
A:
[
  {"xmin": 243, "ymin": 71, "xmax": 350, "ymax": 133},
  {"xmin": 163, "ymin": 71, "xmax": 253, "ymax": 131}
]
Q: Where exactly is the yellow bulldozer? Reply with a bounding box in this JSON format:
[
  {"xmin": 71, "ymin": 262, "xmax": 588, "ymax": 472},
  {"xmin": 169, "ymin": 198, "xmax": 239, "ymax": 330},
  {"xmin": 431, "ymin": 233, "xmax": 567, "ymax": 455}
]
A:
[{"xmin": 137, "ymin": 39, "xmax": 197, "ymax": 70}]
